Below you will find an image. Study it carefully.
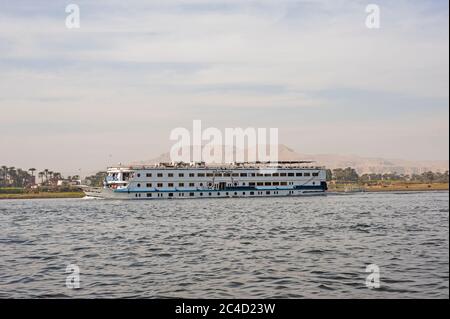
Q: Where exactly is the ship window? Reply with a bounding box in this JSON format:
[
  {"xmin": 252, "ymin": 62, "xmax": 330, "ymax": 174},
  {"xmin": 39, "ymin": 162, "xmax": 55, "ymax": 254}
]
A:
[
  {"xmin": 266, "ymin": 191, "xmax": 270, "ymax": 195},
  {"xmin": 251, "ymin": 173, "xmax": 256, "ymax": 177},
  {"xmin": 240, "ymin": 173, "xmax": 247, "ymax": 177},
  {"xmin": 280, "ymin": 173, "xmax": 286, "ymax": 176},
  {"xmin": 178, "ymin": 173, "xmax": 184, "ymax": 177},
  {"xmin": 137, "ymin": 174, "xmax": 141, "ymax": 177},
  {"xmin": 217, "ymin": 192, "xmax": 220, "ymax": 196},
  {"xmin": 168, "ymin": 193, "xmax": 173, "ymax": 197},
  {"xmin": 257, "ymin": 173, "xmax": 263, "ymax": 177},
  {"xmin": 157, "ymin": 183, "xmax": 163, "ymax": 187},
  {"xmin": 168, "ymin": 183, "xmax": 174, "ymax": 187},
  {"xmin": 189, "ymin": 173, "xmax": 195, "ymax": 177},
  {"xmin": 146, "ymin": 183, "xmax": 152, "ymax": 187},
  {"xmin": 288, "ymin": 173, "xmax": 295, "ymax": 177},
  {"xmin": 137, "ymin": 183, "xmax": 141, "ymax": 187},
  {"xmin": 207, "ymin": 173, "xmax": 213, "ymax": 177},
  {"xmin": 198, "ymin": 173, "xmax": 205, "ymax": 177},
  {"xmin": 168, "ymin": 173, "xmax": 173, "ymax": 177},
  {"xmin": 273, "ymin": 182, "xmax": 279, "ymax": 186},
  {"xmin": 179, "ymin": 183, "xmax": 184, "ymax": 187},
  {"xmin": 264, "ymin": 173, "xmax": 271, "ymax": 177},
  {"xmin": 265, "ymin": 182, "xmax": 271, "ymax": 186},
  {"xmin": 232, "ymin": 173, "xmax": 239, "ymax": 177},
  {"xmin": 304, "ymin": 173, "xmax": 311, "ymax": 177},
  {"xmin": 215, "ymin": 173, "xmax": 222, "ymax": 177},
  {"xmin": 250, "ymin": 192, "xmax": 254, "ymax": 195},
  {"xmin": 243, "ymin": 192, "xmax": 245, "ymax": 195},
  {"xmin": 209, "ymin": 193, "xmax": 212, "ymax": 196},
  {"xmin": 296, "ymin": 173, "xmax": 303, "ymax": 176},
  {"xmin": 200, "ymin": 193, "xmax": 203, "ymax": 196},
  {"xmin": 190, "ymin": 193, "xmax": 194, "ymax": 197},
  {"xmin": 146, "ymin": 173, "xmax": 152, "ymax": 177},
  {"xmin": 312, "ymin": 172, "xmax": 319, "ymax": 176},
  {"xmin": 313, "ymin": 182, "xmax": 316, "ymax": 185},
  {"xmin": 257, "ymin": 182, "xmax": 263, "ymax": 186},
  {"xmin": 157, "ymin": 173, "xmax": 163, "ymax": 177},
  {"xmin": 281, "ymin": 182, "xmax": 287, "ymax": 186},
  {"xmin": 200, "ymin": 183, "xmax": 203, "ymax": 186},
  {"xmin": 234, "ymin": 192, "xmax": 237, "ymax": 196},
  {"xmin": 273, "ymin": 173, "xmax": 279, "ymax": 177},
  {"xmin": 223, "ymin": 173, "xmax": 231, "ymax": 177},
  {"xmin": 147, "ymin": 193, "xmax": 152, "ymax": 197},
  {"xmin": 249, "ymin": 182, "xmax": 255, "ymax": 186},
  {"xmin": 135, "ymin": 194, "xmax": 138, "ymax": 197},
  {"xmin": 189, "ymin": 183, "xmax": 195, "ymax": 187},
  {"xmin": 226, "ymin": 192, "xmax": 229, "ymax": 196}
]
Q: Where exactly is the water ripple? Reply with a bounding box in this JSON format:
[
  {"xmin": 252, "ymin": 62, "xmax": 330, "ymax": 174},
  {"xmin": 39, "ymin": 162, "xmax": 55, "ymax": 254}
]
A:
[{"xmin": 0, "ymin": 191, "xmax": 448, "ymax": 298}]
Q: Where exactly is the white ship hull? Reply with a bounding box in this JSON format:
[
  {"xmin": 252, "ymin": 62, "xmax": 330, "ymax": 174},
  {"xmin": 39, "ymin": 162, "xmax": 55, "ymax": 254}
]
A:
[{"xmin": 82, "ymin": 186, "xmax": 326, "ymax": 200}]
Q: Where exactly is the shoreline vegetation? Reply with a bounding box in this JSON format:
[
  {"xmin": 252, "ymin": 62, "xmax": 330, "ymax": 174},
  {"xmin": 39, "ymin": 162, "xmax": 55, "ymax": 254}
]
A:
[
  {"xmin": 0, "ymin": 192, "xmax": 85, "ymax": 200},
  {"xmin": 328, "ymin": 182, "xmax": 449, "ymax": 193},
  {"xmin": 0, "ymin": 186, "xmax": 85, "ymax": 199},
  {"xmin": 0, "ymin": 165, "xmax": 448, "ymax": 199}
]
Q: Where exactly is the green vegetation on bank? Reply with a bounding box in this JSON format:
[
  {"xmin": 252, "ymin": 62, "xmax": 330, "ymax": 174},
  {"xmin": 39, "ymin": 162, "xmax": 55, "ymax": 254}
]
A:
[
  {"xmin": 0, "ymin": 185, "xmax": 84, "ymax": 200},
  {"xmin": 1, "ymin": 165, "xmax": 81, "ymax": 189},
  {"xmin": 0, "ymin": 164, "xmax": 85, "ymax": 199},
  {"xmin": 326, "ymin": 168, "xmax": 449, "ymax": 184},
  {"xmin": 327, "ymin": 168, "xmax": 449, "ymax": 192},
  {"xmin": 0, "ymin": 192, "xmax": 84, "ymax": 199},
  {"xmin": 328, "ymin": 182, "xmax": 449, "ymax": 193},
  {"xmin": 84, "ymin": 171, "xmax": 107, "ymax": 187}
]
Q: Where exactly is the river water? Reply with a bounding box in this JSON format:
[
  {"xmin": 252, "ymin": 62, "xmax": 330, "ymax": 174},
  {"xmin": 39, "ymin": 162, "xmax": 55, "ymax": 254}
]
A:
[{"xmin": 0, "ymin": 191, "xmax": 448, "ymax": 298}]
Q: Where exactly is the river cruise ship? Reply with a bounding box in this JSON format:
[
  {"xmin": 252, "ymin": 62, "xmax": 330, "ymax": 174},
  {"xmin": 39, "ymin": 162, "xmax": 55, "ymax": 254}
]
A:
[{"xmin": 82, "ymin": 161, "xmax": 328, "ymax": 199}]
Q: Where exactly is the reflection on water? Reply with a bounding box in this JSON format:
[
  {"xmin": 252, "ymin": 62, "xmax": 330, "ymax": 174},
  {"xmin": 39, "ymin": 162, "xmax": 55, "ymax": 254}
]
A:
[{"xmin": 0, "ymin": 191, "xmax": 448, "ymax": 298}]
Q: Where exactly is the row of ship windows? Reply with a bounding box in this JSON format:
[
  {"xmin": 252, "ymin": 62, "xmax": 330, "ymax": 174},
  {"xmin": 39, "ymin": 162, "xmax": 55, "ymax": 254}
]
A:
[
  {"xmin": 135, "ymin": 190, "xmax": 296, "ymax": 198},
  {"xmin": 135, "ymin": 172, "xmax": 319, "ymax": 178},
  {"xmin": 134, "ymin": 181, "xmax": 312, "ymax": 188}
]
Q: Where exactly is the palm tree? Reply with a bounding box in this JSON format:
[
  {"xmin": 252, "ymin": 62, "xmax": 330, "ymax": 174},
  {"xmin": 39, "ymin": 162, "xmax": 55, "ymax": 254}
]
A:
[
  {"xmin": 8, "ymin": 167, "xmax": 16, "ymax": 187},
  {"xmin": 38, "ymin": 171, "xmax": 44, "ymax": 184},
  {"xmin": 0, "ymin": 165, "xmax": 7, "ymax": 186},
  {"xmin": 52, "ymin": 172, "xmax": 61, "ymax": 186},
  {"xmin": 43, "ymin": 169, "xmax": 49, "ymax": 184},
  {"xmin": 28, "ymin": 168, "xmax": 36, "ymax": 186},
  {"xmin": 16, "ymin": 169, "xmax": 24, "ymax": 187}
]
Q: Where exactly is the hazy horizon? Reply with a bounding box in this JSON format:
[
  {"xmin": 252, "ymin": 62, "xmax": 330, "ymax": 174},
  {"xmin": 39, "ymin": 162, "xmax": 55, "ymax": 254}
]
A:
[{"xmin": 0, "ymin": 0, "xmax": 448, "ymax": 175}]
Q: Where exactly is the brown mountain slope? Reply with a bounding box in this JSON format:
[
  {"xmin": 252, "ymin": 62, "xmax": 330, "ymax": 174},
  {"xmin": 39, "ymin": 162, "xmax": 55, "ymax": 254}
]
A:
[{"xmin": 130, "ymin": 144, "xmax": 448, "ymax": 175}]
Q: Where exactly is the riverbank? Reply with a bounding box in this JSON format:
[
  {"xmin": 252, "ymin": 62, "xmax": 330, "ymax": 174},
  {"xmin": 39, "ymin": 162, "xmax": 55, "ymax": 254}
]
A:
[
  {"xmin": 0, "ymin": 192, "xmax": 85, "ymax": 200},
  {"xmin": 329, "ymin": 182, "xmax": 449, "ymax": 193}
]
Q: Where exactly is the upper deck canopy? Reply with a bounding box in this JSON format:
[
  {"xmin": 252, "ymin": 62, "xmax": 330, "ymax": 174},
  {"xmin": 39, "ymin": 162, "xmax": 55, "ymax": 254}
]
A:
[{"xmin": 108, "ymin": 161, "xmax": 324, "ymax": 170}]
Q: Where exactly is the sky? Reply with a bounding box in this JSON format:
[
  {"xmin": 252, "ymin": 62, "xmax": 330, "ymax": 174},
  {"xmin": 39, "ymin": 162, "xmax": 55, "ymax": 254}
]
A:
[{"xmin": 0, "ymin": 0, "xmax": 448, "ymax": 176}]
